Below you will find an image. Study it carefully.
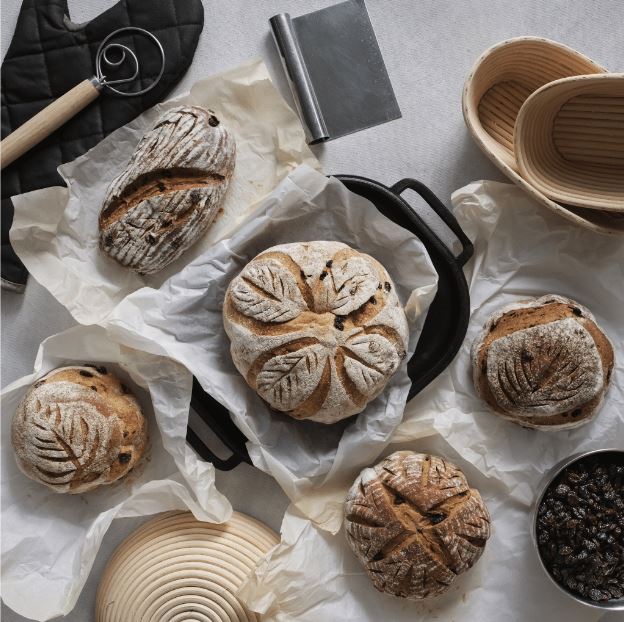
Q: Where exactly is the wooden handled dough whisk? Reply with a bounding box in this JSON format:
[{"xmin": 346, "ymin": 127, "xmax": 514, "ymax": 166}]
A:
[{"xmin": 0, "ymin": 26, "xmax": 165, "ymax": 170}]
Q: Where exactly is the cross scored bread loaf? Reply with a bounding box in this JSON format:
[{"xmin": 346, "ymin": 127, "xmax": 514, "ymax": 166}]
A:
[
  {"xmin": 11, "ymin": 366, "xmax": 147, "ymax": 494},
  {"xmin": 99, "ymin": 105, "xmax": 236, "ymax": 275},
  {"xmin": 471, "ymin": 295, "xmax": 614, "ymax": 430},
  {"xmin": 344, "ymin": 451, "xmax": 491, "ymax": 600},
  {"xmin": 223, "ymin": 241, "xmax": 409, "ymax": 424}
]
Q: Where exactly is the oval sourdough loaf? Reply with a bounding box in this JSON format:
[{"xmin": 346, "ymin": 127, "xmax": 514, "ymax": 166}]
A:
[
  {"xmin": 223, "ymin": 241, "xmax": 409, "ymax": 424},
  {"xmin": 99, "ymin": 105, "xmax": 236, "ymax": 275},
  {"xmin": 344, "ymin": 451, "xmax": 491, "ymax": 600},
  {"xmin": 471, "ymin": 295, "xmax": 614, "ymax": 430},
  {"xmin": 11, "ymin": 365, "xmax": 147, "ymax": 494}
]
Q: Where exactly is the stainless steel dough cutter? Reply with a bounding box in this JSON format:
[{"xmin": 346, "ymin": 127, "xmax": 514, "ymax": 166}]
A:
[{"xmin": 270, "ymin": 0, "xmax": 402, "ymax": 143}]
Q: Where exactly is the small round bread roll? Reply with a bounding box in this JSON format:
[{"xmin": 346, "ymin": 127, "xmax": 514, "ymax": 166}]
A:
[
  {"xmin": 223, "ymin": 241, "xmax": 409, "ymax": 424},
  {"xmin": 12, "ymin": 365, "xmax": 147, "ymax": 494},
  {"xmin": 471, "ymin": 295, "xmax": 614, "ymax": 430},
  {"xmin": 344, "ymin": 451, "xmax": 491, "ymax": 600}
]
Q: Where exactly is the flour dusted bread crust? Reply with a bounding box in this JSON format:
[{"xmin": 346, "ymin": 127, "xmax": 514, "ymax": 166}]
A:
[
  {"xmin": 99, "ymin": 105, "xmax": 236, "ymax": 275},
  {"xmin": 344, "ymin": 451, "xmax": 491, "ymax": 600},
  {"xmin": 223, "ymin": 241, "xmax": 409, "ymax": 424},
  {"xmin": 11, "ymin": 366, "xmax": 147, "ymax": 494},
  {"xmin": 471, "ymin": 295, "xmax": 614, "ymax": 430}
]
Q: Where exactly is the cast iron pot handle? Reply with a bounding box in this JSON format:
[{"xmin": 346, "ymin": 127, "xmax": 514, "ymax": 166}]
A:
[
  {"xmin": 390, "ymin": 178, "xmax": 473, "ymax": 266},
  {"xmin": 186, "ymin": 378, "xmax": 249, "ymax": 470},
  {"xmin": 186, "ymin": 426, "xmax": 243, "ymax": 470}
]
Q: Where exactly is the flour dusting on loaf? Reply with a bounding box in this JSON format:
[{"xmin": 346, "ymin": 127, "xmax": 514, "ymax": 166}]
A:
[
  {"xmin": 223, "ymin": 241, "xmax": 409, "ymax": 424},
  {"xmin": 471, "ymin": 295, "xmax": 614, "ymax": 430},
  {"xmin": 344, "ymin": 451, "xmax": 491, "ymax": 600},
  {"xmin": 11, "ymin": 366, "xmax": 148, "ymax": 493},
  {"xmin": 99, "ymin": 105, "xmax": 236, "ymax": 275}
]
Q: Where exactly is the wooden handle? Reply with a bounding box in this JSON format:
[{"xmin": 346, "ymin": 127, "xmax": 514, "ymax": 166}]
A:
[{"xmin": 1, "ymin": 79, "xmax": 100, "ymax": 170}]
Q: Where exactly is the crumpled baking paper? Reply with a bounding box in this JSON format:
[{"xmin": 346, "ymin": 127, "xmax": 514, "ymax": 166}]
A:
[
  {"xmin": 0, "ymin": 325, "xmax": 232, "ymax": 622},
  {"xmin": 238, "ymin": 181, "xmax": 624, "ymax": 622},
  {"xmin": 10, "ymin": 58, "xmax": 320, "ymax": 326},
  {"xmin": 397, "ymin": 181, "xmax": 624, "ymax": 506},
  {"xmin": 105, "ymin": 165, "xmax": 438, "ymax": 533}
]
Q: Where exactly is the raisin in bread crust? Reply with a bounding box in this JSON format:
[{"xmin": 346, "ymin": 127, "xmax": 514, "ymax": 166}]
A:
[
  {"xmin": 223, "ymin": 241, "xmax": 409, "ymax": 424},
  {"xmin": 344, "ymin": 451, "xmax": 490, "ymax": 600},
  {"xmin": 11, "ymin": 365, "xmax": 147, "ymax": 494},
  {"xmin": 471, "ymin": 295, "xmax": 614, "ymax": 430},
  {"xmin": 99, "ymin": 105, "xmax": 236, "ymax": 275}
]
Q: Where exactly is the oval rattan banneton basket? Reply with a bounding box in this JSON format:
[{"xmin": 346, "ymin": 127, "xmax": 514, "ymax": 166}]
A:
[
  {"xmin": 463, "ymin": 36, "xmax": 624, "ymax": 235},
  {"xmin": 515, "ymin": 73, "xmax": 624, "ymax": 211}
]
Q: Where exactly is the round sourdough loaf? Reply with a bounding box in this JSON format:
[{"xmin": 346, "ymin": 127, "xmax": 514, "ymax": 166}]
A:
[
  {"xmin": 11, "ymin": 365, "xmax": 147, "ymax": 494},
  {"xmin": 471, "ymin": 295, "xmax": 614, "ymax": 430},
  {"xmin": 344, "ymin": 451, "xmax": 491, "ymax": 600},
  {"xmin": 99, "ymin": 105, "xmax": 236, "ymax": 275},
  {"xmin": 223, "ymin": 241, "xmax": 409, "ymax": 424}
]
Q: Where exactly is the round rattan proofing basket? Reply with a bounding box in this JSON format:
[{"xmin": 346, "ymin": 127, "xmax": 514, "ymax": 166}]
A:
[
  {"xmin": 463, "ymin": 36, "xmax": 624, "ymax": 235},
  {"xmin": 95, "ymin": 511, "xmax": 279, "ymax": 622},
  {"xmin": 515, "ymin": 73, "xmax": 624, "ymax": 211}
]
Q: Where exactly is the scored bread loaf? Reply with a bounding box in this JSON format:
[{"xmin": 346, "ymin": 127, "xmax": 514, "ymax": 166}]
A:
[
  {"xmin": 223, "ymin": 241, "xmax": 409, "ymax": 424},
  {"xmin": 344, "ymin": 451, "xmax": 491, "ymax": 600},
  {"xmin": 11, "ymin": 365, "xmax": 147, "ymax": 494},
  {"xmin": 99, "ymin": 105, "xmax": 236, "ymax": 275},
  {"xmin": 471, "ymin": 295, "xmax": 614, "ymax": 430}
]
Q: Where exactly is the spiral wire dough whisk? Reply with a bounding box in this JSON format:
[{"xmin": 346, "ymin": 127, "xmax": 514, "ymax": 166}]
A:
[{"xmin": 0, "ymin": 27, "xmax": 166, "ymax": 170}]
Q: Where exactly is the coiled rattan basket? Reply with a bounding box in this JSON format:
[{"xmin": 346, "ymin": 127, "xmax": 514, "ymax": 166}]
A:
[{"xmin": 96, "ymin": 511, "xmax": 279, "ymax": 622}]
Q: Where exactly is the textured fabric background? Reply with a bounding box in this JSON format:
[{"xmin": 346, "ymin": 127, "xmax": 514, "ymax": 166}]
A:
[
  {"xmin": 1, "ymin": 0, "xmax": 203, "ymax": 289},
  {"xmin": 2, "ymin": 1, "xmax": 623, "ymax": 620}
]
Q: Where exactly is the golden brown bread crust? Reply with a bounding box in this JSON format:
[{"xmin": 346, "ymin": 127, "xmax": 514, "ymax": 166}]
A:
[
  {"xmin": 471, "ymin": 295, "xmax": 614, "ymax": 429},
  {"xmin": 223, "ymin": 241, "xmax": 409, "ymax": 424},
  {"xmin": 99, "ymin": 105, "xmax": 236, "ymax": 275},
  {"xmin": 11, "ymin": 365, "xmax": 148, "ymax": 494},
  {"xmin": 344, "ymin": 451, "xmax": 491, "ymax": 600}
]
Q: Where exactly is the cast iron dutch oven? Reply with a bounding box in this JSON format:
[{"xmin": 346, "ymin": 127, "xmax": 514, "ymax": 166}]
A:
[{"xmin": 187, "ymin": 175, "xmax": 473, "ymax": 470}]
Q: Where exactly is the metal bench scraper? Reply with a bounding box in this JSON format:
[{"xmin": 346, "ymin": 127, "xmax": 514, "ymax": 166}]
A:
[{"xmin": 270, "ymin": 0, "xmax": 401, "ymax": 144}]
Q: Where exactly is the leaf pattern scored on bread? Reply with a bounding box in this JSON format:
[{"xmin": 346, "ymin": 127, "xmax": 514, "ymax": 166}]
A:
[
  {"xmin": 232, "ymin": 261, "xmax": 308, "ymax": 323},
  {"xmin": 317, "ymin": 256, "xmax": 378, "ymax": 315},
  {"xmin": 224, "ymin": 242, "xmax": 410, "ymax": 424},
  {"xmin": 256, "ymin": 333, "xmax": 400, "ymax": 412},
  {"xmin": 486, "ymin": 318, "xmax": 603, "ymax": 415},
  {"xmin": 343, "ymin": 333, "xmax": 400, "ymax": 394},
  {"xmin": 30, "ymin": 403, "xmax": 110, "ymax": 482},
  {"xmin": 256, "ymin": 344, "xmax": 328, "ymax": 411},
  {"xmin": 21, "ymin": 383, "xmax": 116, "ymax": 487}
]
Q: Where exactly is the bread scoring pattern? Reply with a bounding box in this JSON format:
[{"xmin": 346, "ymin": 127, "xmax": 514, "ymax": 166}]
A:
[
  {"xmin": 15, "ymin": 381, "xmax": 118, "ymax": 488},
  {"xmin": 486, "ymin": 318, "xmax": 603, "ymax": 414},
  {"xmin": 471, "ymin": 295, "xmax": 614, "ymax": 429},
  {"xmin": 12, "ymin": 366, "xmax": 147, "ymax": 493},
  {"xmin": 99, "ymin": 105, "xmax": 236, "ymax": 275},
  {"xmin": 223, "ymin": 242, "xmax": 409, "ymax": 424},
  {"xmin": 344, "ymin": 451, "xmax": 491, "ymax": 600}
]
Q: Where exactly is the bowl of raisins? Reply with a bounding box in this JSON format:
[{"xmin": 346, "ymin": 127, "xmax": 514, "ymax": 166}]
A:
[{"xmin": 533, "ymin": 448, "xmax": 624, "ymax": 609}]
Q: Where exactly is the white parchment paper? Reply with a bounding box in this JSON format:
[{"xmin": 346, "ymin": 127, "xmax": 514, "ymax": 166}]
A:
[
  {"xmin": 10, "ymin": 58, "xmax": 320, "ymax": 326},
  {"xmin": 397, "ymin": 181, "xmax": 624, "ymax": 506},
  {"xmin": 0, "ymin": 325, "xmax": 232, "ymax": 622},
  {"xmin": 238, "ymin": 181, "xmax": 624, "ymax": 622},
  {"xmin": 104, "ymin": 165, "xmax": 438, "ymax": 533}
]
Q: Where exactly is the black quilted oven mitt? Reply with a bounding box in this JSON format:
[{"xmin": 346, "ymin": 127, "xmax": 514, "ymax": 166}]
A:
[{"xmin": 1, "ymin": 0, "xmax": 203, "ymax": 292}]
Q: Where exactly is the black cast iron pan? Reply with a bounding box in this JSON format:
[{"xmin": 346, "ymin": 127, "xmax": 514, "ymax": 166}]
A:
[{"xmin": 187, "ymin": 175, "xmax": 473, "ymax": 470}]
